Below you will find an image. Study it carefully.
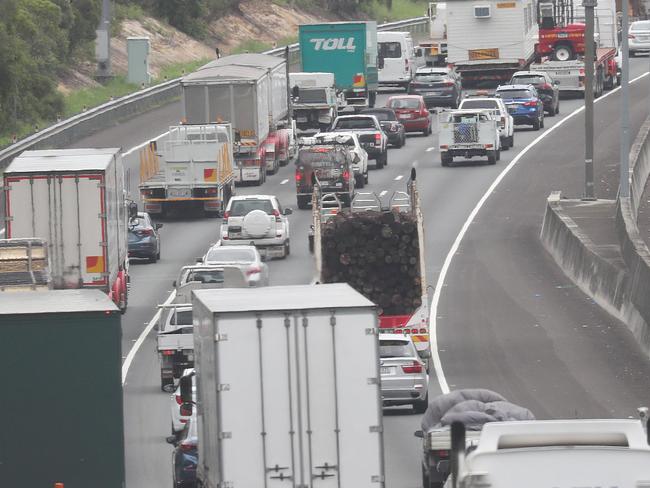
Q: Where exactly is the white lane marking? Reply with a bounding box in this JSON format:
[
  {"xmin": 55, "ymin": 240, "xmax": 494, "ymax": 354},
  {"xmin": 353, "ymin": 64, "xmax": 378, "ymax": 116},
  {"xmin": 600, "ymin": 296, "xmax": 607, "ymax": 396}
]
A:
[
  {"xmin": 426, "ymin": 147, "xmax": 436, "ymax": 152},
  {"xmin": 121, "ymin": 289, "xmax": 176, "ymax": 385},
  {"xmin": 395, "ymin": 175, "xmax": 404, "ymax": 181},
  {"xmin": 122, "ymin": 130, "xmax": 169, "ymax": 156},
  {"xmin": 380, "ymin": 190, "xmax": 388, "ymax": 197},
  {"xmin": 281, "ymin": 179, "xmax": 289, "ymax": 185},
  {"xmin": 429, "ymin": 71, "xmax": 650, "ymax": 394}
]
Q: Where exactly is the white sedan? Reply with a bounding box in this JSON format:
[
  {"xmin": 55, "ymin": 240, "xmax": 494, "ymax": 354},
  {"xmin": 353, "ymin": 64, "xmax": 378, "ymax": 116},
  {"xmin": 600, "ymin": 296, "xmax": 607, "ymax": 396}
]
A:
[
  {"xmin": 202, "ymin": 244, "xmax": 269, "ymax": 286},
  {"xmin": 171, "ymin": 368, "xmax": 196, "ymax": 435}
]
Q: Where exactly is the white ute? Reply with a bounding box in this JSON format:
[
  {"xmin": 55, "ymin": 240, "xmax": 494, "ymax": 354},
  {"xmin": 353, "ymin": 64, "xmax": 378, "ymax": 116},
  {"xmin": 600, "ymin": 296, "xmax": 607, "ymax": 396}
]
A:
[{"xmin": 438, "ymin": 109, "xmax": 501, "ymax": 166}]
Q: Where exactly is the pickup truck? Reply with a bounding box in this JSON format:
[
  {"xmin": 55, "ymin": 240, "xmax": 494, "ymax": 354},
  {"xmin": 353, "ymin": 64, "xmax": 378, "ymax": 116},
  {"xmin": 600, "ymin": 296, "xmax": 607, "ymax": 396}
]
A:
[
  {"xmin": 438, "ymin": 109, "xmax": 501, "ymax": 166},
  {"xmin": 330, "ymin": 114, "xmax": 388, "ymax": 169},
  {"xmin": 300, "ymin": 132, "xmax": 369, "ymax": 188},
  {"xmin": 158, "ymin": 265, "xmax": 248, "ymax": 391}
]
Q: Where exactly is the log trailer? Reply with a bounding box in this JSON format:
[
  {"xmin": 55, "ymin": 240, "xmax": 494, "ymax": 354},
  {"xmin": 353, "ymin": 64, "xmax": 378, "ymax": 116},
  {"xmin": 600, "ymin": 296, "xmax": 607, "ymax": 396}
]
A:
[{"xmin": 311, "ymin": 169, "xmax": 431, "ymax": 356}]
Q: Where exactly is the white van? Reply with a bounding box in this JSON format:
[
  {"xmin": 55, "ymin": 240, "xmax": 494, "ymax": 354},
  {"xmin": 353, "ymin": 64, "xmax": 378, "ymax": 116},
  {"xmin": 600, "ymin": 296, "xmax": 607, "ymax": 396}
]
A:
[{"xmin": 378, "ymin": 31, "xmax": 415, "ymax": 89}]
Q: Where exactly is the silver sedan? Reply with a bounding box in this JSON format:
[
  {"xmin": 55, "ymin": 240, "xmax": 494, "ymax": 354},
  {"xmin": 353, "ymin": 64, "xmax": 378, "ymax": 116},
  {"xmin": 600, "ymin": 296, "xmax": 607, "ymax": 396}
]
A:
[
  {"xmin": 379, "ymin": 334, "xmax": 429, "ymax": 414},
  {"xmin": 201, "ymin": 244, "xmax": 269, "ymax": 286}
]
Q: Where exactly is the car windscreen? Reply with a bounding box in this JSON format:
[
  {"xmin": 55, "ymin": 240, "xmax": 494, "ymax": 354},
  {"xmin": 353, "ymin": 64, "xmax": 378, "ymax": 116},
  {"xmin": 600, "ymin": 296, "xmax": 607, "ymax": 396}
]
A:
[
  {"xmin": 170, "ymin": 310, "xmax": 193, "ymax": 326},
  {"xmin": 388, "ymin": 98, "xmax": 420, "ymax": 109},
  {"xmin": 461, "ymin": 100, "xmax": 498, "ymax": 109},
  {"xmin": 497, "ymin": 90, "xmax": 533, "ymax": 99},
  {"xmin": 379, "ymin": 41, "xmax": 402, "ymax": 58},
  {"xmin": 380, "ymin": 340, "xmax": 416, "ymax": 358},
  {"xmin": 229, "ymin": 199, "xmax": 274, "ymax": 216},
  {"xmin": 206, "ymin": 248, "xmax": 255, "ymax": 263},
  {"xmin": 184, "ymin": 270, "xmax": 225, "ymax": 284},
  {"xmin": 333, "ymin": 118, "xmax": 376, "ymax": 130},
  {"xmin": 296, "ymin": 88, "xmax": 327, "ymax": 103},
  {"xmin": 511, "ymin": 76, "xmax": 545, "ymax": 85},
  {"xmin": 414, "ymin": 71, "xmax": 448, "ymax": 82},
  {"xmin": 631, "ymin": 21, "xmax": 650, "ymax": 30}
]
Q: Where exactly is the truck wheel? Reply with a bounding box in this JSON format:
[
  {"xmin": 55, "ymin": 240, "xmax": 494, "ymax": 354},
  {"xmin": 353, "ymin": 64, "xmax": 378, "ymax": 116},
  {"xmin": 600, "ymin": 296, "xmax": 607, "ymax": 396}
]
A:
[
  {"xmin": 284, "ymin": 240, "xmax": 291, "ymax": 258},
  {"xmin": 364, "ymin": 170, "xmax": 369, "ymax": 184},
  {"xmin": 495, "ymin": 148, "xmax": 501, "ymax": 161},
  {"xmin": 500, "ymin": 137, "xmax": 509, "ymax": 151},
  {"xmin": 355, "ymin": 173, "xmax": 365, "ymax": 188},
  {"xmin": 508, "ymin": 135, "xmax": 514, "ymax": 148},
  {"xmin": 161, "ymin": 376, "xmax": 175, "ymax": 393},
  {"xmin": 308, "ymin": 235, "xmax": 314, "ymax": 253},
  {"xmin": 441, "ymin": 154, "xmax": 452, "ymax": 166},
  {"xmin": 376, "ymin": 154, "xmax": 385, "ymax": 170},
  {"xmin": 297, "ymin": 195, "xmax": 310, "ymax": 210},
  {"xmin": 487, "ymin": 151, "xmax": 497, "ymax": 165}
]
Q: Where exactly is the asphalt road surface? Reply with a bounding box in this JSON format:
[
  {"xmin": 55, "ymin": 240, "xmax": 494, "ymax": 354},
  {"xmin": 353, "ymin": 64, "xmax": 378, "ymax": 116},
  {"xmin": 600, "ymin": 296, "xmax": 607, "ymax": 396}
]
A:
[{"xmin": 67, "ymin": 58, "xmax": 650, "ymax": 488}]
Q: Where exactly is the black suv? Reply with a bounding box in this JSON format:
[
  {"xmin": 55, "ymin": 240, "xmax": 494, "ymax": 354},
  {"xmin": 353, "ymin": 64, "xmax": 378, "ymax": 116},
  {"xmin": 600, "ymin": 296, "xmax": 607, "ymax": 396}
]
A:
[
  {"xmin": 509, "ymin": 71, "xmax": 560, "ymax": 116},
  {"xmin": 295, "ymin": 145, "xmax": 354, "ymax": 209}
]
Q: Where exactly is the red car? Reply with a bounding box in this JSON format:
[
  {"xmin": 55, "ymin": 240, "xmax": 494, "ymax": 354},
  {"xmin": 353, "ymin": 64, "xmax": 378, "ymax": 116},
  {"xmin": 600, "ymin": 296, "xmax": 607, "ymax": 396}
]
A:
[{"xmin": 386, "ymin": 95, "xmax": 431, "ymax": 135}]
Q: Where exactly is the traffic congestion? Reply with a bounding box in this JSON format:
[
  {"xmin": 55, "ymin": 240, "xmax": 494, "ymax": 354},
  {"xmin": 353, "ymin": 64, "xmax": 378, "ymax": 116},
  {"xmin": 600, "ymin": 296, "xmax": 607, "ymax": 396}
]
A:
[{"xmin": 4, "ymin": 0, "xmax": 650, "ymax": 487}]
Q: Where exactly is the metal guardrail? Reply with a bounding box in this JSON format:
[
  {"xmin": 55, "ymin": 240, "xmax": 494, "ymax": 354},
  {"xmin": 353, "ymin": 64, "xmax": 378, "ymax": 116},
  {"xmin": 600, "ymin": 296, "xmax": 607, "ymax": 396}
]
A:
[{"xmin": 0, "ymin": 16, "xmax": 429, "ymax": 171}]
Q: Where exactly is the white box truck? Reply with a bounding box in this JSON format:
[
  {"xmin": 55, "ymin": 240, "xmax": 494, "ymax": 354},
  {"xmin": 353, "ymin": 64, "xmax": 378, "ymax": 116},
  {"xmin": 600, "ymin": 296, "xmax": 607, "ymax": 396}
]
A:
[
  {"xmin": 3, "ymin": 148, "xmax": 130, "ymax": 311},
  {"xmin": 188, "ymin": 283, "xmax": 385, "ymax": 488}
]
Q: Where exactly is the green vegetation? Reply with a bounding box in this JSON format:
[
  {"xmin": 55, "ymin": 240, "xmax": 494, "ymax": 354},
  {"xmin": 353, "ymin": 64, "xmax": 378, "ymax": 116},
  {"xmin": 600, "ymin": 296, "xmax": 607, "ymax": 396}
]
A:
[{"xmin": 361, "ymin": 0, "xmax": 429, "ymax": 22}]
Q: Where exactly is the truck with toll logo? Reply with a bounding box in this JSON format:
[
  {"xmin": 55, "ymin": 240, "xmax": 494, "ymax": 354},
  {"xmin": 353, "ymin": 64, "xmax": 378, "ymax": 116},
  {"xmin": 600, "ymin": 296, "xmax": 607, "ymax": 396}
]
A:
[
  {"xmin": 2, "ymin": 148, "xmax": 131, "ymax": 312},
  {"xmin": 181, "ymin": 54, "xmax": 289, "ymax": 186},
  {"xmin": 138, "ymin": 124, "xmax": 235, "ymax": 217},
  {"xmin": 445, "ymin": 0, "xmax": 539, "ymax": 86},
  {"xmin": 299, "ymin": 21, "xmax": 379, "ymax": 111}
]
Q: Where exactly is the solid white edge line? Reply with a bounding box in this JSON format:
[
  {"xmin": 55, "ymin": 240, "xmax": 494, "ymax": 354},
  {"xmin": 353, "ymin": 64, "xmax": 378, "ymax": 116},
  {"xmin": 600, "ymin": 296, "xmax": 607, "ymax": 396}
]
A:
[
  {"xmin": 122, "ymin": 130, "xmax": 169, "ymax": 156},
  {"xmin": 429, "ymin": 72, "xmax": 650, "ymax": 394},
  {"xmin": 120, "ymin": 278, "xmax": 177, "ymax": 385}
]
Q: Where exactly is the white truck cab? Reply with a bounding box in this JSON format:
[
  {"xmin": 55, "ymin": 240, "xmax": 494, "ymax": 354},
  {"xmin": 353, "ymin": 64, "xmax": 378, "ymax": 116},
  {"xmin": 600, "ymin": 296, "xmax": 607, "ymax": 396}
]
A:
[{"xmin": 438, "ymin": 109, "xmax": 501, "ymax": 166}]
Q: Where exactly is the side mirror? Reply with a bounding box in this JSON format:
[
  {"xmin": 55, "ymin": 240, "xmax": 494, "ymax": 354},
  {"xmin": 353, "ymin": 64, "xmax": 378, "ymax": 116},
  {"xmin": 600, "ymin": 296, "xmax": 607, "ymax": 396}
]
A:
[
  {"xmin": 414, "ymin": 430, "xmax": 424, "ymax": 438},
  {"xmin": 418, "ymin": 348, "xmax": 431, "ymax": 359},
  {"xmin": 155, "ymin": 223, "xmax": 163, "ymax": 230},
  {"xmin": 180, "ymin": 374, "xmax": 193, "ymax": 403},
  {"xmin": 196, "ymin": 257, "xmax": 203, "ymax": 263},
  {"xmin": 553, "ymin": 80, "xmax": 560, "ymax": 85},
  {"xmin": 284, "ymin": 208, "xmax": 293, "ymax": 216},
  {"xmin": 166, "ymin": 435, "xmax": 179, "ymax": 446},
  {"xmin": 292, "ymin": 85, "xmax": 300, "ymax": 99},
  {"xmin": 172, "ymin": 280, "xmax": 177, "ymax": 288},
  {"xmin": 128, "ymin": 201, "xmax": 138, "ymax": 219}
]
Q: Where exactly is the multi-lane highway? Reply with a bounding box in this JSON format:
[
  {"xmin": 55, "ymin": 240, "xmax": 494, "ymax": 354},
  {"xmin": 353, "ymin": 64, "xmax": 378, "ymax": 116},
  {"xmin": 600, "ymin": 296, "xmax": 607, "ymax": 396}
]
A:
[{"xmin": 69, "ymin": 58, "xmax": 650, "ymax": 488}]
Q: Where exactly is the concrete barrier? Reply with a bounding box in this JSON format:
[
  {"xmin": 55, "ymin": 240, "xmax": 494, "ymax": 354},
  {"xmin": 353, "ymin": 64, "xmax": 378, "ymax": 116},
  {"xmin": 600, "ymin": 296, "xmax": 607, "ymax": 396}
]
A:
[{"xmin": 541, "ymin": 192, "xmax": 650, "ymax": 355}]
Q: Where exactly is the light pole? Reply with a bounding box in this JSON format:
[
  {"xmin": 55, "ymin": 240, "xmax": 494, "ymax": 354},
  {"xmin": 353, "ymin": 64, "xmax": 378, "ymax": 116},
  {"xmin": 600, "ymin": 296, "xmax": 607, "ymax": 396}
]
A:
[
  {"xmin": 620, "ymin": 0, "xmax": 630, "ymax": 198},
  {"xmin": 583, "ymin": 0, "xmax": 597, "ymax": 200},
  {"xmin": 96, "ymin": 0, "xmax": 112, "ymax": 80}
]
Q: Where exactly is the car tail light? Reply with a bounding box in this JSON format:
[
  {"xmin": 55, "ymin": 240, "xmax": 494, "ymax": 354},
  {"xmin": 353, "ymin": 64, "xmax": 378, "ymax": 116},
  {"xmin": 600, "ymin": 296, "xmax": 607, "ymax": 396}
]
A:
[
  {"xmin": 180, "ymin": 440, "xmax": 197, "ymax": 452},
  {"xmin": 162, "ymin": 350, "xmax": 174, "ymax": 356},
  {"xmin": 420, "ymin": 107, "xmax": 429, "ymax": 117},
  {"xmin": 629, "ymin": 34, "xmax": 636, "ymax": 39},
  {"xmin": 343, "ymin": 170, "xmax": 350, "ymax": 181},
  {"xmin": 402, "ymin": 361, "xmax": 423, "ymax": 374},
  {"xmin": 542, "ymin": 83, "xmax": 552, "ymax": 90},
  {"xmin": 375, "ymin": 133, "xmax": 381, "ymax": 143},
  {"xmin": 136, "ymin": 228, "xmax": 154, "ymax": 237},
  {"xmin": 246, "ymin": 266, "xmax": 262, "ymax": 276},
  {"xmin": 523, "ymin": 101, "xmax": 537, "ymax": 107},
  {"xmin": 579, "ymin": 68, "xmax": 585, "ymax": 76},
  {"xmin": 175, "ymin": 394, "xmax": 183, "ymax": 405},
  {"xmin": 223, "ymin": 211, "xmax": 230, "ymax": 219},
  {"xmin": 485, "ymin": 143, "xmax": 494, "ymax": 148},
  {"xmin": 272, "ymin": 209, "xmax": 281, "ymax": 222},
  {"xmin": 444, "ymin": 81, "xmax": 455, "ymax": 86}
]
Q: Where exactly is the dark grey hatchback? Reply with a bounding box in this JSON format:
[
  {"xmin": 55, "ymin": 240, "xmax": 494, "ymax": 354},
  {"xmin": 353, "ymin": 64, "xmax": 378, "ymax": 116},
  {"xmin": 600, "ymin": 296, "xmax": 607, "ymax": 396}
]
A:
[
  {"xmin": 408, "ymin": 67, "xmax": 462, "ymax": 109},
  {"xmin": 128, "ymin": 211, "xmax": 162, "ymax": 263},
  {"xmin": 360, "ymin": 108, "xmax": 406, "ymax": 147}
]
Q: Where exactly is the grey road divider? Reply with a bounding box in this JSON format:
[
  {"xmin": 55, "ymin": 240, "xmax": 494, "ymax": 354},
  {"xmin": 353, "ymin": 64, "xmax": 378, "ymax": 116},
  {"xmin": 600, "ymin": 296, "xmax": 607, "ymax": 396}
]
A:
[{"xmin": 541, "ymin": 192, "xmax": 650, "ymax": 356}]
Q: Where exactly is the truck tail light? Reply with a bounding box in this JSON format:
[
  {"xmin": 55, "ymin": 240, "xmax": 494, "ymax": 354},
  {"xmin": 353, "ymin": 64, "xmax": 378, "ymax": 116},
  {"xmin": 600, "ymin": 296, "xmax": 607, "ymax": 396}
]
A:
[
  {"xmin": 343, "ymin": 170, "xmax": 350, "ymax": 181},
  {"xmin": 437, "ymin": 450, "xmax": 450, "ymax": 458},
  {"xmin": 375, "ymin": 133, "xmax": 381, "ymax": 143},
  {"xmin": 402, "ymin": 361, "xmax": 423, "ymax": 374},
  {"xmin": 205, "ymin": 187, "xmax": 218, "ymax": 195},
  {"xmin": 162, "ymin": 350, "xmax": 174, "ymax": 356},
  {"xmin": 223, "ymin": 211, "xmax": 230, "ymax": 219},
  {"xmin": 419, "ymin": 328, "xmax": 427, "ymax": 334},
  {"xmin": 440, "ymin": 144, "xmax": 448, "ymax": 149},
  {"xmin": 295, "ymin": 170, "xmax": 302, "ymax": 182},
  {"xmin": 175, "ymin": 394, "xmax": 183, "ymax": 405}
]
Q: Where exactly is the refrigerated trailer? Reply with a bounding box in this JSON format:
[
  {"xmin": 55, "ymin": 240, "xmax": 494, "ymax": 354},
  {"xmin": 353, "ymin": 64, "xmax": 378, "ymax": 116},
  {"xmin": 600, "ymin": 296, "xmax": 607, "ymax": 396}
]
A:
[
  {"xmin": 3, "ymin": 148, "xmax": 130, "ymax": 311},
  {"xmin": 190, "ymin": 284, "xmax": 385, "ymax": 488}
]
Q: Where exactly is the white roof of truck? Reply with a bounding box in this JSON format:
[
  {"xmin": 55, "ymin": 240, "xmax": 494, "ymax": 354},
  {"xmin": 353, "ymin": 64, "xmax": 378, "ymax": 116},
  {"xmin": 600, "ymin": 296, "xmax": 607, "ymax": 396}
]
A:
[
  {"xmin": 0, "ymin": 289, "xmax": 119, "ymax": 315},
  {"xmin": 182, "ymin": 64, "xmax": 266, "ymax": 84},
  {"xmin": 198, "ymin": 53, "xmax": 285, "ymax": 72},
  {"xmin": 194, "ymin": 283, "xmax": 376, "ymax": 313},
  {"xmin": 6, "ymin": 148, "xmax": 120, "ymax": 173}
]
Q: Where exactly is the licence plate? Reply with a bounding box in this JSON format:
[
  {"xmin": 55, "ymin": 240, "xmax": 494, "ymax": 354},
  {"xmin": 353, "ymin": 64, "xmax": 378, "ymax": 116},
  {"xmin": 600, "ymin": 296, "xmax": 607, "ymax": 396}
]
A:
[
  {"xmin": 399, "ymin": 113, "xmax": 412, "ymax": 119},
  {"xmin": 426, "ymin": 91, "xmax": 441, "ymax": 96},
  {"xmin": 243, "ymin": 170, "xmax": 259, "ymax": 178},
  {"xmin": 381, "ymin": 366, "xmax": 394, "ymax": 375},
  {"xmin": 168, "ymin": 188, "xmax": 191, "ymax": 199}
]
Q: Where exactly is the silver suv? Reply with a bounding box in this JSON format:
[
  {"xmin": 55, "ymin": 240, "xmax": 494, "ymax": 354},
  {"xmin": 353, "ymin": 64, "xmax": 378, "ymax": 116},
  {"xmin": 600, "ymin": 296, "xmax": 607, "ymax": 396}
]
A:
[{"xmin": 220, "ymin": 195, "xmax": 292, "ymax": 259}]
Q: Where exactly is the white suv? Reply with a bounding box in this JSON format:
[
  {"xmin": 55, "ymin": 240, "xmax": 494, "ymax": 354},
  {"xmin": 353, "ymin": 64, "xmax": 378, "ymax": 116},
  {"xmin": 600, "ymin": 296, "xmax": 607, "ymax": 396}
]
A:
[
  {"xmin": 221, "ymin": 195, "xmax": 292, "ymax": 259},
  {"xmin": 458, "ymin": 96, "xmax": 515, "ymax": 150}
]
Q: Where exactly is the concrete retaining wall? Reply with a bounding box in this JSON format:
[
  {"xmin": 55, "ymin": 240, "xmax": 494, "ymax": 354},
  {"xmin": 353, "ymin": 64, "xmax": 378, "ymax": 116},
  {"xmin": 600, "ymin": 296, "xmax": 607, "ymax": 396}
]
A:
[{"xmin": 540, "ymin": 193, "xmax": 649, "ymax": 355}]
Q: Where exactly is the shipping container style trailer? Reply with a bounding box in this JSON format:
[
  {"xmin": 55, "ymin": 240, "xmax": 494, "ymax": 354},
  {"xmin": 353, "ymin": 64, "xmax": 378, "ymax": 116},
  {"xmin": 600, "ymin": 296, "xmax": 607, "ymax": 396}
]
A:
[
  {"xmin": 181, "ymin": 54, "xmax": 290, "ymax": 186},
  {"xmin": 299, "ymin": 22, "xmax": 379, "ymax": 110},
  {"xmin": 0, "ymin": 289, "xmax": 125, "ymax": 488},
  {"xmin": 531, "ymin": 0, "xmax": 620, "ymax": 96},
  {"xmin": 138, "ymin": 123, "xmax": 236, "ymax": 217},
  {"xmin": 3, "ymin": 148, "xmax": 130, "ymax": 311},
  {"xmin": 446, "ymin": 0, "xmax": 539, "ymax": 85},
  {"xmin": 189, "ymin": 284, "xmax": 385, "ymax": 488}
]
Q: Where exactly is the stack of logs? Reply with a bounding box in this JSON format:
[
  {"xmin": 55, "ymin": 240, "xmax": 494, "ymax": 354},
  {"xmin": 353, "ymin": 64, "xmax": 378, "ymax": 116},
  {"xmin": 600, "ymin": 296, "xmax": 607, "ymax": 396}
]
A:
[{"xmin": 321, "ymin": 209, "xmax": 422, "ymax": 315}]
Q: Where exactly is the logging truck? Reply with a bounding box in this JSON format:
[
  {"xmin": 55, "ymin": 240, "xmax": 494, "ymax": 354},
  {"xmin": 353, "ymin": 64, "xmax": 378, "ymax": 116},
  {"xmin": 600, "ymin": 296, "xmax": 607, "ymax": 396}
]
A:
[{"xmin": 311, "ymin": 169, "xmax": 431, "ymax": 357}]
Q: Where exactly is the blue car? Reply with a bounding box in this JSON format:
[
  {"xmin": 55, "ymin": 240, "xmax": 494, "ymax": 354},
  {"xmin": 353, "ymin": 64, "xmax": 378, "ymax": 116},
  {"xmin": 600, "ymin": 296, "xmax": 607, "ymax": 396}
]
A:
[
  {"xmin": 128, "ymin": 212, "xmax": 162, "ymax": 263},
  {"xmin": 168, "ymin": 415, "xmax": 198, "ymax": 488},
  {"xmin": 495, "ymin": 84, "xmax": 545, "ymax": 131}
]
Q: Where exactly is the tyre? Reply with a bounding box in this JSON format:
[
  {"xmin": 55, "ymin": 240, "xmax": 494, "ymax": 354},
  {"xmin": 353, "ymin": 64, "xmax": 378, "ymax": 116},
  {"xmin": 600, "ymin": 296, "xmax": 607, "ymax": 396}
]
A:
[
  {"xmin": 376, "ymin": 153, "xmax": 386, "ymax": 169},
  {"xmin": 495, "ymin": 148, "xmax": 501, "ymax": 161},
  {"xmin": 441, "ymin": 154, "xmax": 452, "ymax": 166},
  {"xmin": 355, "ymin": 173, "xmax": 365, "ymax": 188},
  {"xmin": 508, "ymin": 134, "xmax": 514, "ymax": 148},
  {"xmin": 401, "ymin": 134, "xmax": 406, "ymax": 147},
  {"xmin": 546, "ymin": 105, "xmax": 555, "ymax": 117},
  {"xmin": 161, "ymin": 377, "xmax": 175, "ymax": 393},
  {"xmin": 540, "ymin": 114, "xmax": 545, "ymax": 129},
  {"xmin": 283, "ymin": 240, "xmax": 290, "ymax": 258},
  {"xmin": 487, "ymin": 150, "xmax": 497, "ymax": 164},
  {"xmin": 297, "ymin": 195, "xmax": 310, "ymax": 210},
  {"xmin": 148, "ymin": 254, "xmax": 157, "ymax": 264},
  {"xmin": 500, "ymin": 137, "xmax": 509, "ymax": 151},
  {"xmin": 552, "ymin": 43, "xmax": 573, "ymax": 61},
  {"xmin": 364, "ymin": 170, "xmax": 369, "ymax": 184},
  {"xmin": 413, "ymin": 394, "xmax": 428, "ymax": 414},
  {"xmin": 555, "ymin": 101, "xmax": 560, "ymax": 115},
  {"xmin": 532, "ymin": 117, "xmax": 540, "ymax": 131}
]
